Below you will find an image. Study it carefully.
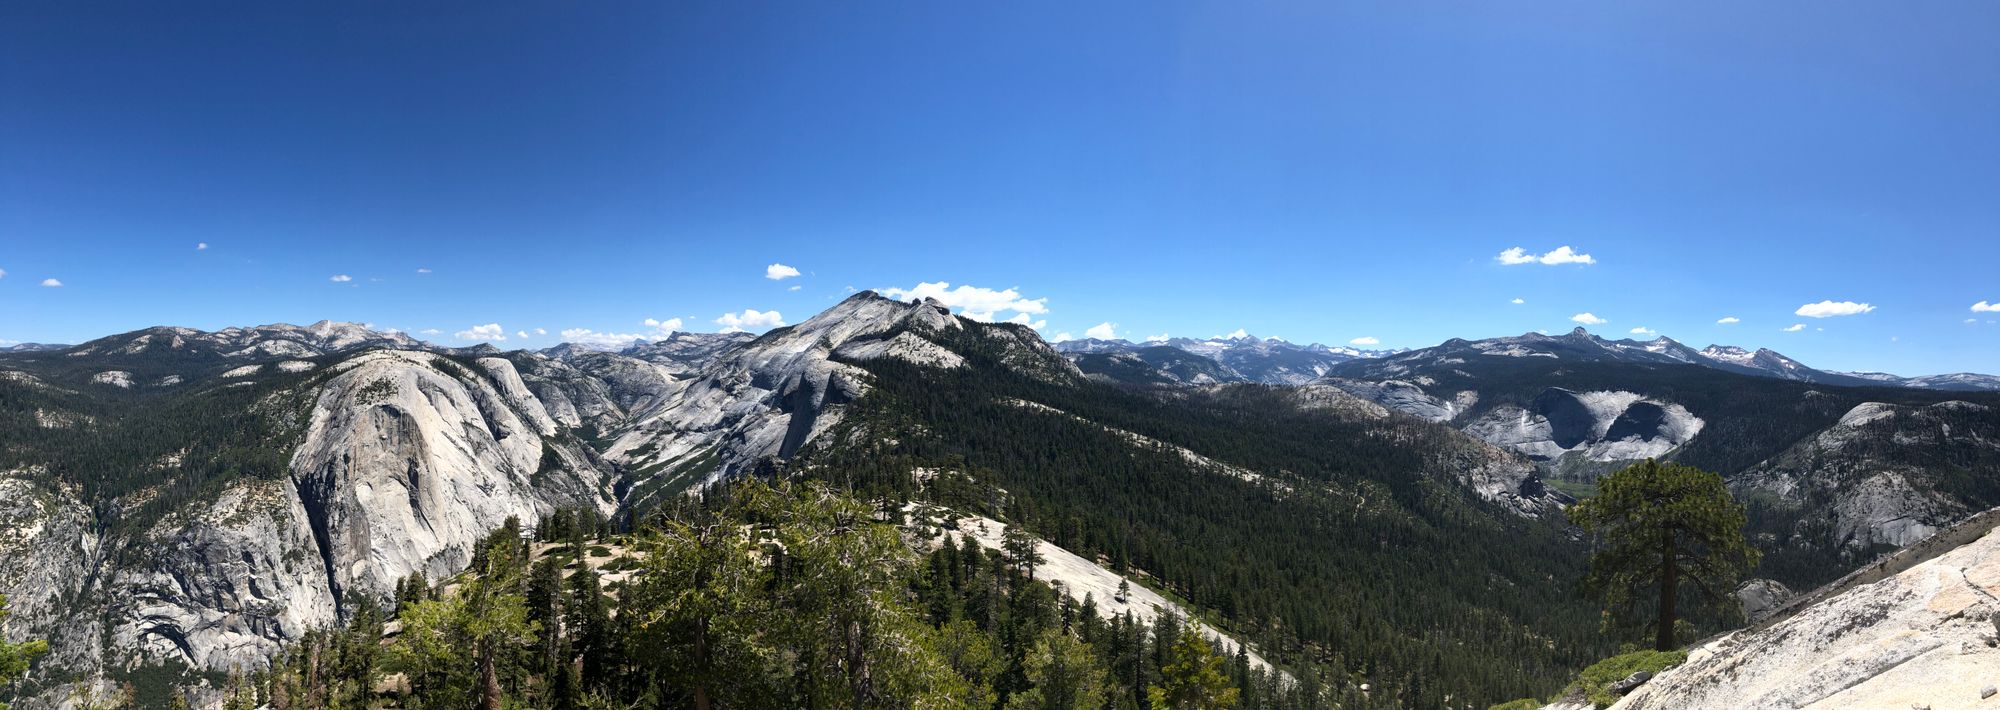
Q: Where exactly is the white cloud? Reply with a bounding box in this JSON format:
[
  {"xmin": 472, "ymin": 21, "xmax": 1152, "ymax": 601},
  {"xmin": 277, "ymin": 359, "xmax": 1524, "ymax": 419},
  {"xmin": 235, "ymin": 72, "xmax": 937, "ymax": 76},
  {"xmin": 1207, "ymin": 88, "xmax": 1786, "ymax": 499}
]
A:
[
  {"xmin": 1571, "ymin": 312, "xmax": 1608, "ymax": 326},
  {"xmin": 196, "ymin": 242, "xmax": 208, "ymax": 251},
  {"xmin": 1084, "ymin": 322, "xmax": 1117, "ymax": 340},
  {"xmin": 455, "ymin": 323, "xmax": 506, "ymax": 342},
  {"xmin": 1969, "ymin": 318, "xmax": 1980, "ymax": 324},
  {"xmin": 765, "ymin": 263, "xmax": 801, "ymax": 280},
  {"xmin": 1972, "ymin": 301, "xmax": 2000, "ymax": 313},
  {"xmin": 1145, "ymin": 333, "xmax": 1171, "ymax": 343},
  {"xmin": 715, "ymin": 309, "xmax": 785, "ymax": 333},
  {"xmin": 1052, "ymin": 332, "xmax": 1074, "ymax": 342},
  {"xmin": 0, "ymin": 268, "xmax": 6, "ymax": 279},
  {"xmin": 1795, "ymin": 300, "xmax": 1874, "ymax": 318},
  {"xmin": 535, "ymin": 328, "xmax": 547, "ymax": 335},
  {"xmin": 1782, "ymin": 323, "xmax": 1805, "ymax": 332},
  {"xmin": 1497, "ymin": 246, "xmax": 1595, "ymax": 266},
  {"xmin": 420, "ymin": 328, "xmax": 442, "ymax": 336},
  {"xmin": 1717, "ymin": 316, "xmax": 1740, "ymax": 324},
  {"xmin": 789, "ymin": 285, "xmax": 801, "ymax": 291},
  {"xmin": 560, "ymin": 318, "xmax": 688, "ymax": 349},
  {"xmin": 329, "ymin": 274, "xmax": 352, "ymax": 283},
  {"xmin": 1349, "ymin": 336, "xmax": 1380, "ymax": 345},
  {"xmin": 416, "ymin": 268, "xmax": 432, "ymax": 274},
  {"xmin": 516, "ymin": 331, "xmax": 529, "ymax": 338},
  {"xmin": 40, "ymin": 278, "xmax": 61, "ymax": 287},
  {"xmin": 877, "ymin": 281, "xmax": 1049, "ymax": 322},
  {"xmin": 1511, "ymin": 298, "xmax": 1525, "ymax": 305},
  {"xmin": 1629, "ymin": 327, "xmax": 1655, "ymax": 335},
  {"xmin": 1223, "ymin": 329, "xmax": 1249, "ymax": 340}
]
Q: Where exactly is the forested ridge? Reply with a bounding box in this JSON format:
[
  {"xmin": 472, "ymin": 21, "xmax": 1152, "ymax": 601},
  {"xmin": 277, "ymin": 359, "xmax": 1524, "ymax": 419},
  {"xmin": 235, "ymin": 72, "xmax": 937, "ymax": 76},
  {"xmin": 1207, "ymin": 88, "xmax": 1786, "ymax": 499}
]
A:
[{"xmin": 793, "ymin": 325, "xmax": 1618, "ymax": 706}]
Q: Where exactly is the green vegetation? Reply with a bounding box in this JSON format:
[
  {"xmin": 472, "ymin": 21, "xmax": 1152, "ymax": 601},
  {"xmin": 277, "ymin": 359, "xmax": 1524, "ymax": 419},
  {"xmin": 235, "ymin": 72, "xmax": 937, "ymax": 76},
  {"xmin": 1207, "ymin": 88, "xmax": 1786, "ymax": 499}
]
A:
[
  {"xmin": 225, "ymin": 481, "xmax": 1275, "ymax": 709},
  {"xmin": 1486, "ymin": 699, "xmax": 1542, "ymax": 710},
  {"xmin": 1569, "ymin": 460, "xmax": 1758, "ymax": 650},
  {"xmin": 801, "ymin": 323, "xmax": 1618, "ymax": 706},
  {"xmin": 1547, "ymin": 479, "xmax": 1598, "ymax": 500},
  {"xmin": 1563, "ymin": 649, "xmax": 1687, "ymax": 708},
  {"xmin": 0, "ymin": 595, "xmax": 49, "ymax": 710}
]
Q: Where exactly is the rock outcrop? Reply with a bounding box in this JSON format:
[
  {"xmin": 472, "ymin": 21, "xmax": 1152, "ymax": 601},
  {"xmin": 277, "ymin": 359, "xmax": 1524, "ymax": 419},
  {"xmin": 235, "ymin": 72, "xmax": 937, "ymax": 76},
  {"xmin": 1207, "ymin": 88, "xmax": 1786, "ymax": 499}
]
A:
[
  {"xmin": 1734, "ymin": 400, "xmax": 2000, "ymax": 551},
  {"xmin": 1615, "ymin": 509, "xmax": 2000, "ymax": 709}
]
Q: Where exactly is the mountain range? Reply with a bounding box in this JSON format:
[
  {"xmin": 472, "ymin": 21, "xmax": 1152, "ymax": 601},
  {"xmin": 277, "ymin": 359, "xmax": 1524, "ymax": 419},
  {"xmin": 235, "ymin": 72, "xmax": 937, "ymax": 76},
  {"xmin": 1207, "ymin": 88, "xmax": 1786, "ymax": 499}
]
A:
[{"xmin": 0, "ymin": 293, "xmax": 1996, "ymax": 707}]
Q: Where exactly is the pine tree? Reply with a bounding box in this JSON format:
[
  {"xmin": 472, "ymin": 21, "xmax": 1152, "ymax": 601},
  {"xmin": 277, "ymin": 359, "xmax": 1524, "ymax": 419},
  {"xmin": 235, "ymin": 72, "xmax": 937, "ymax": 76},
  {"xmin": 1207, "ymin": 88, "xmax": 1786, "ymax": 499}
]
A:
[
  {"xmin": 1568, "ymin": 459, "xmax": 1761, "ymax": 650},
  {"xmin": 1149, "ymin": 628, "xmax": 1239, "ymax": 710}
]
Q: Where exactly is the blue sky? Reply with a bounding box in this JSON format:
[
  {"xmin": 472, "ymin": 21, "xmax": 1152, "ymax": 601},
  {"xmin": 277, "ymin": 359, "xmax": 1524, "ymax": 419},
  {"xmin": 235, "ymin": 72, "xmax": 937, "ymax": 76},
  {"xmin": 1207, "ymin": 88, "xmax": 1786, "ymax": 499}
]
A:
[{"xmin": 2, "ymin": 2, "xmax": 1995, "ymax": 374}]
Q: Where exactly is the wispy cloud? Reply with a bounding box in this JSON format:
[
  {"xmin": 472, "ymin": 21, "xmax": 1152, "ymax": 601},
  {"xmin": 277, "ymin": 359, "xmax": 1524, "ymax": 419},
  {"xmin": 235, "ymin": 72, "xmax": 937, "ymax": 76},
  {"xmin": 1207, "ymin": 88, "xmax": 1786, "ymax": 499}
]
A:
[
  {"xmin": 40, "ymin": 278, "xmax": 61, "ymax": 287},
  {"xmin": 1716, "ymin": 316, "xmax": 1740, "ymax": 324},
  {"xmin": 1629, "ymin": 327, "xmax": 1655, "ymax": 335},
  {"xmin": 196, "ymin": 242, "xmax": 208, "ymax": 251},
  {"xmin": 329, "ymin": 274, "xmax": 352, "ymax": 283},
  {"xmin": 1144, "ymin": 333, "xmax": 1170, "ymax": 343},
  {"xmin": 1510, "ymin": 298, "xmax": 1525, "ymax": 304},
  {"xmin": 1795, "ymin": 300, "xmax": 1874, "ymax": 318},
  {"xmin": 560, "ymin": 318, "xmax": 686, "ymax": 349},
  {"xmin": 716, "ymin": 309, "xmax": 785, "ymax": 333},
  {"xmin": 1497, "ymin": 246, "xmax": 1595, "ymax": 266},
  {"xmin": 1782, "ymin": 323, "xmax": 1805, "ymax": 332},
  {"xmin": 1349, "ymin": 336, "xmax": 1380, "ymax": 345},
  {"xmin": 878, "ymin": 281, "xmax": 1049, "ymax": 322},
  {"xmin": 765, "ymin": 263, "xmax": 801, "ymax": 280},
  {"xmin": 454, "ymin": 323, "xmax": 506, "ymax": 342},
  {"xmin": 1571, "ymin": 312, "xmax": 1607, "ymax": 326},
  {"xmin": 416, "ymin": 268, "xmax": 432, "ymax": 274}
]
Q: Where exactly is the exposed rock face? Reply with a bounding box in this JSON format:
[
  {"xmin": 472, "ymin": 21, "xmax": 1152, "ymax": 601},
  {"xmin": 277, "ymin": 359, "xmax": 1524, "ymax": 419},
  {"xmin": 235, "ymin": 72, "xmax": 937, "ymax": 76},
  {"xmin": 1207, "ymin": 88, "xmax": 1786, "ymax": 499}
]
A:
[
  {"xmin": 89, "ymin": 371, "xmax": 133, "ymax": 388},
  {"xmin": 1615, "ymin": 511, "xmax": 2000, "ymax": 710},
  {"xmin": 1461, "ymin": 388, "xmax": 1703, "ymax": 470},
  {"xmin": 106, "ymin": 480, "xmax": 336, "ymax": 672},
  {"xmin": 1734, "ymin": 400, "xmax": 2000, "ymax": 551},
  {"xmin": 0, "ymin": 348, "xmax": 620, "ymax": 704},
  {"xmin": 1322, "ymin": 378, "xmax": 1472, "ymax": 422},
  {"xmin": 291, "ymin": 351, "xmax": 608, "ymax": 600},
  {"xmin": 1733, "ymin": 578, "xmax": 1794, "ymax": 624},
  {"xmin": 606, "ymin": 292, "xmax": 967, "ymax": 493},
  {"xmin": 0, "ymin": 476, "xmax": 98, "ymax": 671}
]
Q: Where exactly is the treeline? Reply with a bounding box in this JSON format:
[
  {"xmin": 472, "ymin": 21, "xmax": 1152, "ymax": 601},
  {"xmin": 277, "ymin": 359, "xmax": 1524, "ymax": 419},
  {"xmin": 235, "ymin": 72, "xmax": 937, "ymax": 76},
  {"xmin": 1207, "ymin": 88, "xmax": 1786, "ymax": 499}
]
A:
[{"xmin": 204, "ymin": 480, "xmax": 1299, "ymax": 709}]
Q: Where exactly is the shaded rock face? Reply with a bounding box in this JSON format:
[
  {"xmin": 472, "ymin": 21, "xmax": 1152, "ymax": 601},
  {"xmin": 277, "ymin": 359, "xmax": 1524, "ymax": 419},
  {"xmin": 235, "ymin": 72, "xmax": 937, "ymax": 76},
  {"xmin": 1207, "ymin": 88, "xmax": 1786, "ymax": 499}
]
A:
[
  {"xmin": 1734, "ymin": 578, "xmax": 1794, "ymax": 624},
  {"xmin": 1734, "ymin": 400, "xmax": 2000, "ymax": 551},
  {"xmin": 1462, "ymin": 388, "xmax": 1703, "ymax": 471},
  {"xmin": 106, "ymin": 481, "xmax": 336, "ymax": 672},
  {"xmin": 1615, "ymin": 517, "xmax": 2000, "ymax": 710}
]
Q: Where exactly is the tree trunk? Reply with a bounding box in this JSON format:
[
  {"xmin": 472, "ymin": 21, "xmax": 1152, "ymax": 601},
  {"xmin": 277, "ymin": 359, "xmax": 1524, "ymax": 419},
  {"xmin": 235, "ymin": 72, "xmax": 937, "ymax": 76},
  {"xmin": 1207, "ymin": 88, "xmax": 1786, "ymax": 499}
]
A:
[
  {"xmin": 1656, "ymin": 527, "xmax": 1678, "ymax": 651},
  {"xmin": 694, "ymin": 616, "xmax": 711, "ymax": 710},
  {"xmin": 480, "ymin": 639, "xmax": 502, "ymax": 710}
]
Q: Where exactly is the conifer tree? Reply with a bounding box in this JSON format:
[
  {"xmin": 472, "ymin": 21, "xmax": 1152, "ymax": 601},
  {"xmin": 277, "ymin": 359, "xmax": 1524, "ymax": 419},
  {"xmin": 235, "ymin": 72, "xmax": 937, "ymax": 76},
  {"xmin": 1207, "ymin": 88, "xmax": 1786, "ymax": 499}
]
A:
[{"xmin": 1568, "ymin": 459, "xmax": 1760, "ymax": 650}]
